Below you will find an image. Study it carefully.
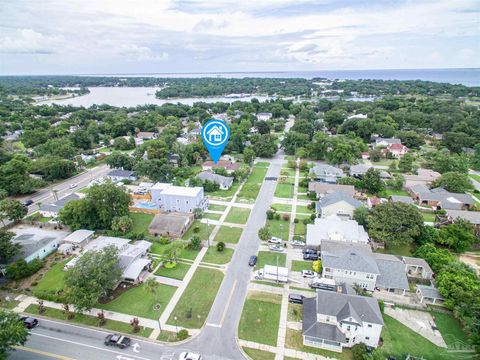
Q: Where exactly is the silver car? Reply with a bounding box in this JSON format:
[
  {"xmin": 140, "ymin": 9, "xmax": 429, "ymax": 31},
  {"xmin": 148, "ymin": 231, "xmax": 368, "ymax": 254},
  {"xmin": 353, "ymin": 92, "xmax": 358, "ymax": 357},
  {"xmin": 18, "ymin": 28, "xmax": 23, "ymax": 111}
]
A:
[
  {"xmin": 268, "ymin": 237, "xmax": 282, "ymax": 244},
  {"xmin": 268, "ymin": 244, "xmax": 284, "ymax": 252}
]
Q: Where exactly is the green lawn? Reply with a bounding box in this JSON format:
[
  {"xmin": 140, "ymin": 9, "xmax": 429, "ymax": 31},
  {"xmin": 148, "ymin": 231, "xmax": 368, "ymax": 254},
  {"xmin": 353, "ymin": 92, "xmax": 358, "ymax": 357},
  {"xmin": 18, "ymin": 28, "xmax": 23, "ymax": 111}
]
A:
[
  {"xmin": 266, "ymin": 219, "xmax": 290, "ymax": 240},
  {"xmin": 100, "ymin": 283, "xmax": 177, "ymax": 320},
  {"xmin": 294, "ymin": 221, "xmax": 307, "ymax": 236},
  {"xmin": 130, "ymin": 212, "xmax": 154, "ymax": 233},
  {"xmin": 203, "ymin": 212, "xmax": 222, "ymax": 220},
  {"xmin": 242, "ymin": 348, "xmax": 276, "ymax": 360},
  {"xmin": 208, "ymin": 204, "xmax": 227, "ymax": 212},
  {"xmin": 256, "ymin": 251, "xmax": 286, "ymax": 269},
  {"xmin": 155, "ymin": 262, "xmax": 191, "ymax": 280},
  {"xmin": 182, "ymin": 220, "xmax": 214, "ymax": 241},
  {"xmin": 275, "ymin": 181, "xmax": 295, "ymax": 198},
  {"xmin": 377, "ymin": 314, "xmax": 464, "ymax": 360},
  {"xmin": 271, "ymin": 203, "xmax": 292, "ymax": 212},
  {"xmin": 430, "ymin": 311, "xmax": 469, "ymax": 348},
  {"xmin": 238, "ymin": 292, "xmax": 282, "ymax": 346},
  {"xmin": 157, "ymin": 330, "xmax": 188, "ymax": 342},
  {"xmin": 225, "ymin": 207, "xmax": 251, "ymax": 224},
  {"xmin": 296, "ymin": 205, "xmax": 313, "ymax": 214},
  {"xmin": 291, "ymin": 260, "xmax": 312, "ymax": 272},
  {"xmin": 237, "ymin": 166, "xmax": 268, "ymax": 201},
  {"xmin": 167, "ymin": 268, "xmax": 224, "ymax": 328},
  {"xmin": 422, "ymin": 212, "xmax": 436, "ymax": 222},
  {"xmin": 378, "ymin": 189, "xmax": 410, "ymax": 197},
  {"xmin": 206, "ymin": 181, "xmax": 240, "ymax": 200},
  {"xmin": 375, "ymin": 243, "xmax": 414, "ymax": 257},
  {"xmin": 202, "ymin": 246, "xmax": 234, "ymax": 264},
  {"xmin": 177, "ymin": 247, "xmax": 200, "ymax": 261},
  {"xmin": 280, "ymin": 168, "xmax": 296, "ymax": 177},
  {"xmin": 255, "ymin": 162, "xmax": 270, "ymax": 168},
  {"xmin": 214, "ymin": 225, "xmax": 243, "ymax": 244},
  {"xmin": 0, "ymin": 299, "xmax": 19, "ymax": 310},
  {"xmin": 32, "ymin": 257, "xmax": 72, "ymax": 301},
  {"xmin": 469, "ymin": 174, "xmax": 480, "ymax": 183},
  {"xmin": 288, "ymin": 303, "xmax": 302, "ymax": 322},
  {"xmin": 25, "ymin": 304, "xmax": 153, "ymax": 338}
]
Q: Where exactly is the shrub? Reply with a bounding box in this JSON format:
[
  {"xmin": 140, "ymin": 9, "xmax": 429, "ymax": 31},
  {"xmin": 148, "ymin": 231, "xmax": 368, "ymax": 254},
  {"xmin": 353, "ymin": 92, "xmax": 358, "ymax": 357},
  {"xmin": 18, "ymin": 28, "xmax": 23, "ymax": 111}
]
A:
[
  {"xmin": 274, "ymin": 213, "xmax": 281, "ymax": 220},
  {"xmin": 187, "ymin": 236, "xmax": 201, "ymax": 250},
  {"xmin": 310, "ymin": 213, "xmax": 316, "ymax": 221},
  {"xmin": 294, "ymin": 218, "xmax": 299, "ymax": 223},
  {"xmin": 7, "ymin": 259, "xmax": 44, "ymax": 281},
  {"xmin": 302, "ymin": 218, "xmax": 311, "ymax": 225},
  {"xmin": 216, "ymin": 242, "xmax": 225, "ymax": 252},
  {"xmin": 378, "ymin": 300, "xmax": 385, "ymax": 313},
  {"xmin": 177, "ymin": 329, "xmax": 189, "ymax": 340},
  {"xmin": 266, "ymin": 209, "xmax": 275, "ymax": 220},
  {"xmin": 282, "ymin": 213, "xmax": 290, "ymax": 221},
  {"xmin": 192, "ymin": 226, "xmax": 200, "ymax": 234}
]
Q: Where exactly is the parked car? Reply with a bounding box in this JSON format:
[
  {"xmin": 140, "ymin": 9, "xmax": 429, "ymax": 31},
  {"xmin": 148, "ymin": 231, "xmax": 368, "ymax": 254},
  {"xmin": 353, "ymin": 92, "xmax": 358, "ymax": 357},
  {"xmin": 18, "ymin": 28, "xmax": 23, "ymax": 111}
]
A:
[
  {"xmin": 302, "ymin": 270, "xmax": 315, "ymax": 278},
  {"xmin": 104, "ymin": 334, "xmax": 131, "ymax": 349},
  {"xmin": 268, "ymin": 237, "xmax": 282, "ymax": 244},
  {"xmin": 20, "ymin": 317, "xmax": 38, "ymax": 329},
  {"xmin": 248, "ymin": 255, "xmax": 257, "ymax": 267},
  {"xmin": 179, "ymin": 352, "xmax": 202, "ymax": 360},
  {"xmin": 268, "ymin": 245, "xmax": 284, "ymax": 252},
  {"xmin": 291, "ymin": 240, "xmax": 305, "ymax": 247},
  {"xmin": 288, "ymin": 293, "xmax": 304, "ymax": 304},
  {"xmin": 303, "ymin": 253, "xmax": 319, "ymax": 260},
  {"xmin": 69, "ymin": 183, "xmax": 78, "ymax": 189},
  {"xmin": 302, "ymin": 248, "xmax": 318, "ymax": 254},
  {"xmin": 22, "ymin": 199, "xmax": 34, "ymax": 206}
]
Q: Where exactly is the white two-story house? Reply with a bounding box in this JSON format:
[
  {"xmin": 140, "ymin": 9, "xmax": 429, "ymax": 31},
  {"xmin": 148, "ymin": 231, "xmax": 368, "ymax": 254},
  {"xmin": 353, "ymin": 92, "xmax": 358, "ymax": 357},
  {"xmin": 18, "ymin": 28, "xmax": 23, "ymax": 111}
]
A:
[
  {"xmin": 302, "ymin": 289, "xmax": 384, "ymax": 352},
  {"xmin": 321, "ymin": 241, "xmax": 379, "ymax": 291},
  {"xmin": 150, "ymin": 183, "xmax": 208, "ymax": 213}
]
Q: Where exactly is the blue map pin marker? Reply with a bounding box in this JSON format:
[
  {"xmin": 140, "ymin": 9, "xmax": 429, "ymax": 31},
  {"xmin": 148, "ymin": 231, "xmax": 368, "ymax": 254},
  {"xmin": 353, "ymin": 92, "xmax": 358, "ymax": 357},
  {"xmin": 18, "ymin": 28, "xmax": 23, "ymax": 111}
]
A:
[{"xmin": 201, "ymin": 119, "xmax": 230, "ymax": 164}]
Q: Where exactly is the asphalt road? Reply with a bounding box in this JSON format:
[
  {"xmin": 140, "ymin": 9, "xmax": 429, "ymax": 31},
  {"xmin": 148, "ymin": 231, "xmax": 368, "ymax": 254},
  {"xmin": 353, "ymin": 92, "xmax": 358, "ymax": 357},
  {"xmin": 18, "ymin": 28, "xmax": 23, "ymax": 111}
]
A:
[{"xmin": 15, "ymin": 164, "xmax": 110, "ymax": 215}]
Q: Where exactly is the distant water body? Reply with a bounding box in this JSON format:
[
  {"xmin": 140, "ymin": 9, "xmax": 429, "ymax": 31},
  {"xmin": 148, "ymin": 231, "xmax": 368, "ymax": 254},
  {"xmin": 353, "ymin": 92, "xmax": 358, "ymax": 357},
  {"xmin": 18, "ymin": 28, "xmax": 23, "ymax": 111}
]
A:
[{"xmin": 86, "ymin": 68, "xmax": 480, "ymax": 87}]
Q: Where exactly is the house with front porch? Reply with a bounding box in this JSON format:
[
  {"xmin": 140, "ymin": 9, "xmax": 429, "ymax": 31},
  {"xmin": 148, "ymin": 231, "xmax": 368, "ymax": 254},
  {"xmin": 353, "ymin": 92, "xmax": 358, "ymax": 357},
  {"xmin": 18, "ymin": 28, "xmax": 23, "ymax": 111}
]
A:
[{"xmin": 302, "ymin": 289, "xmax": 384, "ymax": 352}]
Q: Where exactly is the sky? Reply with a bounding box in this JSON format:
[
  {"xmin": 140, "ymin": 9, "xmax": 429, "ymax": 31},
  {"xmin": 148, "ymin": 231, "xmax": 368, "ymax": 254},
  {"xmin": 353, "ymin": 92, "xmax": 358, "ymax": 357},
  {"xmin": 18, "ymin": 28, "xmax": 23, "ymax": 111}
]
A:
[{"xmin": 0, "ymin": 0, "xmax": 479, "ymax": 75}]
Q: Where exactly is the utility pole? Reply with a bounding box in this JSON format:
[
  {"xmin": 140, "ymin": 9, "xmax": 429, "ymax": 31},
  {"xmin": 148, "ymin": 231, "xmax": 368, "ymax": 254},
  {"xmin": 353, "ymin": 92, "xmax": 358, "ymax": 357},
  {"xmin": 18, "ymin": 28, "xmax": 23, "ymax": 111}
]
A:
[{"xmin": 276, "ymin": 255, "xmax": 279, "ymax": 283}]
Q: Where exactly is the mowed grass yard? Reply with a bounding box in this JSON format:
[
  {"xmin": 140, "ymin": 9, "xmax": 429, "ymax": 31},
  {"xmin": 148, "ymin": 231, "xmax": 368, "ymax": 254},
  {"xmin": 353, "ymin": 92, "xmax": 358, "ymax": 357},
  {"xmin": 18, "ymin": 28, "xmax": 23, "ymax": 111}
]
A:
[
  {"xmin": 202, "ymin": 246, "xmax": 234, "ymax": 264},
  {"xmin": 238, "ymin": 292, "xmax": 282, "ymax": 346},
  {"xmin": 100, "ymin": 283, "xmax": 177, "ymax": 320},
  {"xmin": 32, "ymin": 257, "xmax": 72, "ymax": 299},
  {"xmin": 155, "ymin": 262, "xmax": 191, "ymax": 280},
  {"xmin": 182, "ymin": 220, "xmax": 215, "ymax": 241},
  {"xmin": 237, "ymin": 166, "xmax": 268, "ymax": 201},
  {"xmin": 242, "ymin": 348, "xmax": 276, "ymax": 360},
  {"xmin": 214, "ymin": 225, "xmax": 243, "ymax": 244},
  {"xmin": 274, "ymin": 179, "xmax": 295, "ymax": 198},
  {"xmin": 271, "ymin": 203, "xmax": 292, "ymax": 212},
  {"xmin": 256, "ymin": 251, "xmax": 286, "ymax": 269},
  {"xmin": 206, "ymin": 181, "xmax": 240, "ymax": 200},
  {"xmin": 291, "ymin": 260, "xmax": 312, "ymax": 272},
  {"xmin": 130, "ymin": 212, "xmax": 154, "ymax": 233},
  {"xmin": 266, "ymin": 218, "xmax": 290, "ymax": 240},
  {"xmin": 167, "ymin": 268, "xmax": 224, "ymax": 328},
  {"xmin": 225, "ymin": 207, "xmax": 251, "ymax": 224}
]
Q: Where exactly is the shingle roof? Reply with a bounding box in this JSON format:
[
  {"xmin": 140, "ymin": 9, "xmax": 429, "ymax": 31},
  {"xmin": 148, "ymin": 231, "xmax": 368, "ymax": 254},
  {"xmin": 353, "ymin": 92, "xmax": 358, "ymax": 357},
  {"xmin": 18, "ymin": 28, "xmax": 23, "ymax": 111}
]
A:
[
  {"xmin": 321, "ymin": 241, "xmax": 379, "ymax": 274},
  {"xmin": 317, "ymin": 192, "xmax": 363, "ymax": 209},
  {"xmin": 315, "ymin": 289, "xmax": 384, "ymax": 325},
  {"xmin": 310, "ymin": 164, "xmax": 344, "ymax": 177},
  {"xmin": 302, "ymin": 296, "xmax": 347, "ymax": 343},
  {"xmin": 402, "ymin": 256, "xmax": 433, "ymax": 274},
  {"xmin": 308, "ymin": 182, "xmax": 356, "ymax": 196},
  {"xmin": 39, "ymin": 193, "xmax": 80, "ymax": 213},
  {"xmin": 417, "ymin": 285, "xmax": 444, "ymax": 300},
  {"xmin": 196, "ymin": 171, "xmax": 233, "ymax": 188},
  {"xmin": 390, "ymin": 195, "xmax": 414, "ymax": 204},
  {"xmin": 107, "ymin": 169, "xmax": 135, "ymax": 178},
  {"xmin": 374, "ymin": 254, "xmax": 409, "ymax": 290},
  {"xmin": 445, "ymin": 209, "xmax": 480, "ymax": 225}
]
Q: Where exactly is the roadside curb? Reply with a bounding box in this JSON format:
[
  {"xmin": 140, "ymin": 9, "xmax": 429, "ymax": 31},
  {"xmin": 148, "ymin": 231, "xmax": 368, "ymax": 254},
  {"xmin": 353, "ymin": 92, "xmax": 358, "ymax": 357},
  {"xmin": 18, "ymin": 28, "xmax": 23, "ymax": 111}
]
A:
[{"xmin": 235, "ymin": 335, "xmax": 251, "ymax": 360}]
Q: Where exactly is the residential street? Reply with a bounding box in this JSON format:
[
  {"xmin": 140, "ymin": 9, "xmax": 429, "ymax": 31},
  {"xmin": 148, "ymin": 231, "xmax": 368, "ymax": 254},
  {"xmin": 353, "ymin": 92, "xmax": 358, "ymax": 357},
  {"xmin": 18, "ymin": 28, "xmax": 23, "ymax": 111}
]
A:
[{"xmin": 16, "ymin": 164, "xmax": 110, "ymax": 215}]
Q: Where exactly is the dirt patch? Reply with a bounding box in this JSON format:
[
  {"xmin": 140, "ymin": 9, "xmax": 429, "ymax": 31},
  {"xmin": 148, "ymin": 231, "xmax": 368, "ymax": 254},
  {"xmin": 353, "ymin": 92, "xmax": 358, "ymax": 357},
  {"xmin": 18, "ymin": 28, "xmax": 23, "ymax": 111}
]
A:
[{"xmin": 459, "ymin": 254, "xmax": 480, "ymax": 275}]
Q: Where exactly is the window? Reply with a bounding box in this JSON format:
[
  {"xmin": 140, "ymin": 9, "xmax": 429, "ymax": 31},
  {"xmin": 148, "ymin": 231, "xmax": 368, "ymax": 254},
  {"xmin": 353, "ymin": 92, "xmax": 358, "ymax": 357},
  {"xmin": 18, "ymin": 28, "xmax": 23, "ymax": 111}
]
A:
[
  {"xmin": 368, "ymin": 324, "xmax": 372, "ymax": 328},
  {"xmin": 365, "ymin": 337, "xmax": 370, "ymax": 340},
  {"xmin": 347, "ymin": 326, "xmax": 351, "ymax": 331}
]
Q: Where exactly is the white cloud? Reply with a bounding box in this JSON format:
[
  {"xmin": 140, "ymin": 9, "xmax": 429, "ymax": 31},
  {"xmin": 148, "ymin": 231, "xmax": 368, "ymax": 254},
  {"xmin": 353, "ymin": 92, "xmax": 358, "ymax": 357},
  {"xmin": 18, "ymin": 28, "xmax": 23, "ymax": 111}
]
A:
[
  {"xmin": 0, "ymin": 28, "xmax": 64, "ymax": 54},
  {"xmin": 117, "ymin": 44, "xmax": 168, "ymax": 61}
]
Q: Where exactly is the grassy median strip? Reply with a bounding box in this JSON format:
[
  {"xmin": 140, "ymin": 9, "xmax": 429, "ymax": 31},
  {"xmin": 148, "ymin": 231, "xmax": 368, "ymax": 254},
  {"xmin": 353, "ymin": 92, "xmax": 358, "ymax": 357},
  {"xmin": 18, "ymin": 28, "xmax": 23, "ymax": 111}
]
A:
[
  {"xmin": 25, "ymin": 304, "xmax": 153, "ymax": 338},
  {"xmin": 167, "ymin": 268, "xmax": 224, "ymax": 328},
  {"xmin": 238, "ymin": 291, "xmax": 282, "ymax": 346}
]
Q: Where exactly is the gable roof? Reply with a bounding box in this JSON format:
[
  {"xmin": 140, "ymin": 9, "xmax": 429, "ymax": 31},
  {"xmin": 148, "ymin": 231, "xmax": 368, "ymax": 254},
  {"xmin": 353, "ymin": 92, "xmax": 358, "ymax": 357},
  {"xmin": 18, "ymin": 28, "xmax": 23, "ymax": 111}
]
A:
[
  {"xmin": 417, "ymin": 285, "xmax": 444, "ymax": 300},
  {"xmin": 445, "ymin": 209, "xmax": 480, "ymax": 225},
  {"xmin": 321, "ymin": 241, "xmax": 379, "ymax": 274},
  {"xmin": 196, "ymin": 171, "xmax": 233, "ymax": 187},
  {"xmin": 306, "ymin": 217, "xmax": 369, "ymax": 246},
  {"xmin": 39, "ymin": 193, "xmax": 81, "ymax": 214},
  {"xmin": 308, "ymin": 182, "xmax": 355, "ymax": 196},
  {"xmin": 374, "ymin": 253, "xmax": 409, "ymax": 290},
  {"xmin": 402, "ymin": 256, "xmax": 433, "ymax": 274},
  {"xmin": 317, "ymin": 192, "xmax": 363, "ymax": 209},
  {"xmin": 390, "ymin": 195, "xmax": 414, "ymax": 204},
  {"xmin": 302, "ymin": 297, "xmax": 347, "ymax": 343},
  {"xmin": 107, "ymin": 169, "xmax": 136, "ymax": 178},
  {"xmin": 310, "ymin": 164, "xmax": 344, "ymax": 177}
]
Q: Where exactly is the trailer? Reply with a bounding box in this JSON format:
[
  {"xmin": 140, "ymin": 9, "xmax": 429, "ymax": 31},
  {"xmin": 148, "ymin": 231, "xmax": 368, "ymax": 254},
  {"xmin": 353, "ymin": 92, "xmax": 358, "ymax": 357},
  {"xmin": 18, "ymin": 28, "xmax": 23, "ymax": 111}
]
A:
[{"xmin": 254, "ymin": 265, "xmax": 289, "ymax": 283}]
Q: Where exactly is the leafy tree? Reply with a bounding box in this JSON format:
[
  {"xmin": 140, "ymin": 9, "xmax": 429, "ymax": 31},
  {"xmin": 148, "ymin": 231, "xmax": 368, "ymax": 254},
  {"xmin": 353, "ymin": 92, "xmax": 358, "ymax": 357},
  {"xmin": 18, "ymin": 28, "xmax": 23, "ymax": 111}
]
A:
[
  {"xmin": 323, "ymin": 110, "xmax": 345, "ymax": 128},
  {"xmin": 386, "ymin": 174, "xmax": 404, "ymax": 190},
  {"xmin": 6, "ymin": 259, "xmax": 43, "ymax": 280},
  {"xmin": 428, "ymin": 152, "xmax": 469, "ymax": 174},
  {"xmin": 35, "ymin": 138, "xmax": 76, "ymax": 159},
  {"xmin": 105, "ymin": 152, "xmax": 135, "ymax": 170},
  {"xmin": 353, "ymin": 207, "xmax": 369, "ymax": 226},
  {"xmin": 251, "ymin": 134, "xmax": 277, "ymax": 158},
  {"xmin": 282, "ymin": 132, "xmax": 310, "ymax": 155},
  {"xmin": 31, "ymin": 156, "xmax": 76, "ymax": 181},
  {"xmin": 0, "ymin": 229, "xmax": 20, "ymax": 263},
  {"xmin": 433, "ymin": 172, "xmax": 474, "ymax": 193},
  {"xmin": 0, "ymin": 309, "xmax": 29, "ymax": 359},
  {"xmin": 438, "ymin": 219, "xmax": 477, "ymax": 252},
  {"xmin": 362, "ymin": 168, "xmax": 384, "ymax": 194},
  {"xmin": 256, "ymin": 120, "xmax": 270, "ymax": 134},
  {"xmin": 0, "ymin": 199, "xmax": 27, "ymax": 223},
  {"xmin": 111, "ymin": 215, "xmax": 133, "ymax": 233},
  {"xmin": 216, "ymin": 241, "xmax": 225, "ymax": 252},
  {"xmin": 367, "ymin": 202, "xmax": 423, "ymax": 247},
  {"xmin": 398, "ymin": 153, "xmax": 414, "ymax": 173},
  {"xmin": 417, "ymin": 225, "xmax": 440, "ymax": 245},
  {"xmin": 0, "ymin": 156, "xmax": 35, "ymax": 195},
  {"xmin": 188, "ymin": 236, "xmax": 201, "ymax": 250},
  {"xmin": 258, "ymin": 226, "xmax": 272, "ymax": 241},
  {"xmin": 160, "ymin": 242, "xmax": 183, "ymax": 264},
  {"xmin": 414, "ymin": 243, "xmax": 455, "ymax": 273},
  {"xmin": 242, "ymin": 147, "xmax": 255, "ymax": 165},
  {"xmin": 113, "ymin": 136, "xmax": 135, "ymax": 150},
  {"xmin": 193, "ymin": 208, "xmax": 203, "ymax": 219},
  {"xmin": 470, "ymin": 143, "xmax": 480, "ymax": 170},
  {"xmin": 65, "ymin": 246, "xmax": 122, "ymax": 312},
  {"xmin": 312, "ymin": 260, "xmax": 322, "ymax": 274},
  {"xmin": 396, "ymin": 130, "xmax": 425, "ymax": 149}
]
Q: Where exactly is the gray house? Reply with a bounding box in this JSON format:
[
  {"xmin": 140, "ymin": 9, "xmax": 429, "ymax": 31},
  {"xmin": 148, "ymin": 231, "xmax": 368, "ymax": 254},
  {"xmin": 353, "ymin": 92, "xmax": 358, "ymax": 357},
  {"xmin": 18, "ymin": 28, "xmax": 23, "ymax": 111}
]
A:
[
  {"xmin": 308, "ymin": 182, "xmax": 355, "ymax": 197},
  {"xmin": 196, "ymin": 171, "xmax": 233, "ymax": 190},
  {"xmin": 39, "ymin": 193, "xmax": 81, "ymax": 217},
  {"xmin": 310, "ymin": 164, "xmax": 345, "ymax": 183},
  {"xmin": 106, "ymin": 169, "xmax": 137, "ymax": 182},
  {"xmin": 302, "ymin": 289, "xmax": 384, "ymax": 352},
  {"xmin": 316, "ymin": 192, "xmax": 363, "ymax": 219},
  {"xmin": 349, "ymin": 164, "xmax": 390, "ymax": 179},
  {"xmin": 373, "ymin": 253, "xmax": 409, "ymax": 295}
]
